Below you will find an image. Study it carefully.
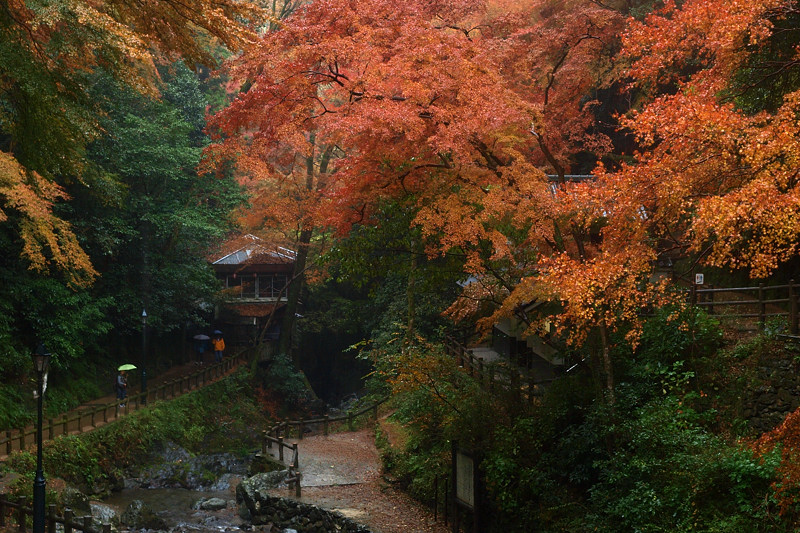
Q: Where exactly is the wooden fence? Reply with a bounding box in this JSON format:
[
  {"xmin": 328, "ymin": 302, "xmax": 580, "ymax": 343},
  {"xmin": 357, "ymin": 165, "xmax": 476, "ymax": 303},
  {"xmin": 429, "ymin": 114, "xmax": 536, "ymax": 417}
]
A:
[
  {"xmin": 691, "ymin": 280, "xmax": 799, "ymax": 333},
  {"xmin": 444, "ymin": 336, "xmax": 552, "ymax": 402},
  {"xmin": 259, "ymin": 397, "xmax": 388, "ymax": 498},
  {"xmin": 0, "ymin": 495, "xmax": 109, "ymax": 533},
  {"xmin": 1, "ymin": 352, "xmax": 247, "ymax": 458}
]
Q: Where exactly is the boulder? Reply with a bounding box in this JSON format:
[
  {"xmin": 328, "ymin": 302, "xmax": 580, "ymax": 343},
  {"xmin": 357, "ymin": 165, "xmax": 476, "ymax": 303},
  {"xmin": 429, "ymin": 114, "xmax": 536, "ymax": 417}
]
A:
[
  {"xmin": 193, "ymin": 497, "xmax": 228, "ymax": 511},
  {"xmin": 120, "ymin": 499, "xmax": 168, "ymax": 530}
]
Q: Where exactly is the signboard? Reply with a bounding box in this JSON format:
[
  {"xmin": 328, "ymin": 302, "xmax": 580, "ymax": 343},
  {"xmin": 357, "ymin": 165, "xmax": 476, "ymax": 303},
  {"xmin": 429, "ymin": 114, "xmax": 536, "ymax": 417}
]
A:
[
  {"xmin": 455, "ymin": 450, "xmax": 475, "ymax": 509},
  {"xmin": 695, "ymin": 273, "xmax": 704, "ymax": 285}
]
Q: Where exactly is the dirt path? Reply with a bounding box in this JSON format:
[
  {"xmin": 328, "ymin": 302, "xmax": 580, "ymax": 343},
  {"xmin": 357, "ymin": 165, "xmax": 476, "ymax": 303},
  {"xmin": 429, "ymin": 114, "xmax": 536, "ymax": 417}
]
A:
[{"xmin": 272, "ymin": 429, "xmax": 450, "ymax": 533}]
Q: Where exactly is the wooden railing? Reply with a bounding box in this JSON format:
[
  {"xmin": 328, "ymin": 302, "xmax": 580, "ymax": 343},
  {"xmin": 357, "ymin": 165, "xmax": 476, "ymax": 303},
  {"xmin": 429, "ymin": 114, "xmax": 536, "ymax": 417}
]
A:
[
  {"xmin": 259, "ymin": 397, "xmax": 388, "ymax": 498},
  {"xmin": 444, "ymin": 336, "xmax": 553, "ymax": 402},
  {"xmin": 1, "ymin": 351, "xmax": 248, "ymax": 458},
  {"xmin": 691, "ymin": 280, "xmax": 799, "ymax": 333},
  {"xmin": 0, "ymin": 495, "xmax": 109, "ymax": 533}
]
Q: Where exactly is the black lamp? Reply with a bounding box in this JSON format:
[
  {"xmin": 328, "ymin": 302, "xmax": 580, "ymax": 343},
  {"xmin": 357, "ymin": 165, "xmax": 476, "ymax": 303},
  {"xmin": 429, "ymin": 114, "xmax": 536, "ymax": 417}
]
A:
[{"xmin": 32, "ymin": 343, "xmax": 51, "ymax": 533}]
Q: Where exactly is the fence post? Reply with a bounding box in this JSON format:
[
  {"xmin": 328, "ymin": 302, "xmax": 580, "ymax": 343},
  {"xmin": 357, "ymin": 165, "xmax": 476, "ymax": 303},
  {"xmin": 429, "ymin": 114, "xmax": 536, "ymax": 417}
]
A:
[
  {"xmin": 48, "ymin": 419, "xmax": 54, "ymax": 441},
  {"xmin": 323, "ymin": 415, "xmax": 329, "ymax": 436},
  {"xmin": 791, "ymin": 280, "xmax": 797, "ymax": 335},
  {"xmin": 434, "ymin": 475, "xmax": 439, "ymax": 522},
  {"xmin": 759, "ymin": 282, "xmax": 766, "ymax": 330},
  {"xmin": 0, "ymin": 495, "xmax": 5, "ymax": 528},
  {"xmin": 63, "ymin": 509, "xmax": 73, "ymax": 533},
  {"xmin": 347, "ymin": 410, "xmax": 354, "ymax": 431},
  {"xmin": 707, "ymin": 284, "xmax": 714, "ymax": 315},
  {"xmin": 295, "ymin": 473, "xmax": 301, "ymax": 498},
  {"xmin": 298, "ymin": 419, "xmax": 304, "ymax": 440},
  {"xmin": 62, "ymin": 417, "xmax": 68, "ymax": 436},
  {"xmin": 373, "ymin": 403, "xmax": 378, "ymax": 421},
  {"xmin": 47, "ymin": 504, "xmax": 56, "ymax": 533},
  {"xmin": 489, "ymin": 366, "xmax": 495, "ymax": 393},
  {"xmin": 293, "ymin": 443, "xmax": 299, "ymax": 469},
  {"xmin": 16, "ymin": 496, "xmax": 25, "ymax": 532},
  {"xmin": 261, "ymin": 430, "xmax": 267, "ymax": 454},
  {"xmin": 278, "ymin": 437, "xmax": 284, "ymax": 462},
  {"xmin": 5, "ymin": 431, "xmax": 11, "ymax": 455},
  {"xmin": 82, "ymin": 515, "xmax": 92, "ymax": 533}
]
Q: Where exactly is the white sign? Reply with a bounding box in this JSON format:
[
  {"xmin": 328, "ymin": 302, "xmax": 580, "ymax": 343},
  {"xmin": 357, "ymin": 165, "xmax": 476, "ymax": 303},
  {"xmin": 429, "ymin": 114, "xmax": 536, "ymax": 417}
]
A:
[
  {"xmin": 455, "ymin": 451, "xmax": 474, "ymax": 508},
  {"xmin": 695, "ymin": 273, "xmax": 704, "ymax": 285}
]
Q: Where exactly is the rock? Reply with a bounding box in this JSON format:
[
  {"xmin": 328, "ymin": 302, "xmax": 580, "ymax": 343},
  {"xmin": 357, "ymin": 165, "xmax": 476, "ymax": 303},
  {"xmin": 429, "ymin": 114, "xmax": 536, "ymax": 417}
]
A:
[
  {"xmin": 89, "ymin": 502, "xmax": 118, "ymax": 528},
  {"xmin": 60, "ymin": 486, "xmax": 91, "ymax": 516},
  {"xmin": 250, "ymin": 453, "xmax": 287, "ymax": 475},
  {"xmin": 236, "ymin": 474, "xmax": 371, "ymax": 532},
  {"xmin": 120, "ymin": 499, "xmax": 169, "ymax": 530},
  {"xmin": 194, "ymin": 497, "xmax": 228, "ymax": 511}
]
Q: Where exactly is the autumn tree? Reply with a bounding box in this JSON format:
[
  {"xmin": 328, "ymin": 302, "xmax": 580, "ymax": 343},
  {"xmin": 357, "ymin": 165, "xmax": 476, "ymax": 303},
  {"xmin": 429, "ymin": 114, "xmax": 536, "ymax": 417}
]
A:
[
  {"xmin": 206, "ymin": 0, "xmax": 632, "ymax": 375},
  {"xmin": 0, "ymin": 0, "xmax": 260, "ymax": 285}
]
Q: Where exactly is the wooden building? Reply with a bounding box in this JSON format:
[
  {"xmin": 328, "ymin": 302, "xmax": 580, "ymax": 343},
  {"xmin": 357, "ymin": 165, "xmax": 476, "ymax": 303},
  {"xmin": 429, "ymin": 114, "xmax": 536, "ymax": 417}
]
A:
[{"xmin": 210, "ymin": 235, "xmax": 295, "ymax": 346}]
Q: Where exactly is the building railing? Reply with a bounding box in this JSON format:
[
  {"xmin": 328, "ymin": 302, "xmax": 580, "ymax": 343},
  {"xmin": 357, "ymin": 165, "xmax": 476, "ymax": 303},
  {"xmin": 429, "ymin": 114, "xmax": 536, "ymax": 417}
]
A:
[{"xmin": 690, "ymin": 280, "xmax": 799, "ymax": 333}]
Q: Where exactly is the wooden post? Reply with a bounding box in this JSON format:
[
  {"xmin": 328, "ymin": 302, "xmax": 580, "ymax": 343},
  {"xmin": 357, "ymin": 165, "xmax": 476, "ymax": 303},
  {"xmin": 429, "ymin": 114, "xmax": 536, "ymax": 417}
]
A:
[
  {"xmin": 298, "ymin": 419, "xmax": 304, "ymax": 440},
  {"xmin": 690, "ymin": 282, "xmax": 697, "ymax": 306},
  {"xmin": 16, "ymin": 496, "xmax": 25, "ymax": 532},
  {"xmin": 103, "ymin": 524, "xmax": 111, "ymax": 533},
  {"xmin": 347, "ymin": 410, "xmax": 354, "ymax": 431},
  {"xmin": 434, "ymin": 475, "xmax": 439, "ymax": 522},
  {"xmin": 528, "ymin": 371, "xmax": 535, "ymax": 403},
  {"xmin": 48, "ymin": 419, "xmax": 54, "ymax": 441},
  {"xmin": 489, "ymin": 367, "xmax": 495, "ymax": 393},
  {"xmin": 323, "ymin": 415, "xmax": 329, "ymax": 436},
  {"xmin": 372, "ymin": 403, "xmax": 378, "ymax": 420},
  {"xmin": 63, "ymin": 509, "xmax": 73, "ymax": 533},
  {"xmin": 292, "ymin": 443, "xmax": 299, "ymax": 469},
  {"xmin": 0, "ymin": 495, "xmax": 6, "ymax": 528},
  {"xmin": 261, "ymin": 431, "xmax": 267, "ymax": 454},
  {"xmin": 707, "ymin": 284, "xmax": 714, "ymax": 316},
  {"xmin": 791, "ymin": 280, "xmax": 797, "ymax": 335},
  {"xmin": 477, "ymin": 359, "xmax": 484, "ymax": 385},
  {"xmin": 82, "ymin": 515, "xmax": 92, "ymax": 533},
  {"xmin": 6, "ymin": 431, "xmax": 11, "ymax": 455},
  {"xmin": 759, "ymin": 282, "xmax": 766, "ymax": 330},
  {"xmin": 47, "ymin": 504, "xmax": 56, "ymax": 533},
  {"xmin": 278, "ymin": 437, "xmax": 284, "ymax": 462}
]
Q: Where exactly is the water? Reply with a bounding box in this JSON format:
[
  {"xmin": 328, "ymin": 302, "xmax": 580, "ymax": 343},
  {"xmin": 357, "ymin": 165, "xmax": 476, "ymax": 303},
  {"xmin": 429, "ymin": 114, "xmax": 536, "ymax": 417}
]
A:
[{"xmin": 101, "ymin": 487, "xmax": 245, "ymax": 533}]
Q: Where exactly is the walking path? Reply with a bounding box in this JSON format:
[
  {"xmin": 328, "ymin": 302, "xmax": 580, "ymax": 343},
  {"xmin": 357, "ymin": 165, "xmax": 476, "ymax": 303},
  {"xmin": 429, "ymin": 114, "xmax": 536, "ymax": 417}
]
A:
[{"xmin": 271, "ymin": 428, "xmax": 450, "ymax": 533}]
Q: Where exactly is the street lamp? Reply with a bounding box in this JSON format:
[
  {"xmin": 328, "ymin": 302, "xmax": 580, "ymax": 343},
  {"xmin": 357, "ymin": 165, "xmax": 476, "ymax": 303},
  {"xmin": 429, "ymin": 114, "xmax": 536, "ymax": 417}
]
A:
[
  {"xmin": 32, "ymin": 343, "xmax": 51, "ymax": 533},
  {"xmin": 141, "ymin": 309, "xmax": 147, "ymax": 402}
]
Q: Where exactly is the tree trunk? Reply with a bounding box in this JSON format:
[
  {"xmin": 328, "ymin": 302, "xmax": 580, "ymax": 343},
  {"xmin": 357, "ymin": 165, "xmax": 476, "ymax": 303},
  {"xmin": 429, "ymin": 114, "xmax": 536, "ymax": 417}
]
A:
[{"xmin": 598, "ymin": 321, "xmax": 615, "ymax": 406}]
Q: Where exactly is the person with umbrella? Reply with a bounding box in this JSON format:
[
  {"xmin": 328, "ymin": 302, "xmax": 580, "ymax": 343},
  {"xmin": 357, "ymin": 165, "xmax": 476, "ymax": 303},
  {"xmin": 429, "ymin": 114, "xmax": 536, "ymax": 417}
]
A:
[
  {"xmin": 211, "ymin": 330, "xmax": 225, "ymax": 363},
  {"xmin": 193, "ymin": 334, "xmax": 210, "ymax": 364},
  {"xmin": 116, "ymin": 364, "xmax": 135, "ymax": 406}
]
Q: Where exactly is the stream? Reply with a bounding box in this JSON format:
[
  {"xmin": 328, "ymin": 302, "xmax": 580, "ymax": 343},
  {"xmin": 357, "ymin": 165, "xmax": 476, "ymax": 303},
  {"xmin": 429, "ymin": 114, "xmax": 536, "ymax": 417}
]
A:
[{"xmin": 100, "ymin": 487, "xmax": 245, "ymax": 532}]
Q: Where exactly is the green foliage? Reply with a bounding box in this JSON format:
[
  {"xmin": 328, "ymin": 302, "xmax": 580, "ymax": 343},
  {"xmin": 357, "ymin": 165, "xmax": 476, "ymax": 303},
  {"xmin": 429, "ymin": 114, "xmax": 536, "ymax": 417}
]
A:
[
  {"xmin": 2, "ymin": 369, "xmax": 265, "ymax": 494},
  {"xmin": 259, "ymin": 353, "xmax": 311, "ymax": 405}
]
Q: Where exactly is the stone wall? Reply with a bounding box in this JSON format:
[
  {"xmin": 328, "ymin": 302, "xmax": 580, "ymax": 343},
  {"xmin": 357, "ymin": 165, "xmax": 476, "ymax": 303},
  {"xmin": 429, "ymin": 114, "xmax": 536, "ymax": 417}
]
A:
[
  {"xmin": 237, "ymin": 473, "xmax": 371, "ymax": 533},
  {"xmin": 743, "ymin": 354, "xmax": 800, "ymax": 433}
]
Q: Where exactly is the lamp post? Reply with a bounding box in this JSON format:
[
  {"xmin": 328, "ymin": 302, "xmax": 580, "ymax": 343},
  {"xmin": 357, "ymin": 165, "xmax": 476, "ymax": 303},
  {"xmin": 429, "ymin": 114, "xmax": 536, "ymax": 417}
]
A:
[
  {"xmin": 141, "ymin": 309, "xmax": 147, "ymax": 403},
  {"xmin": 32, "ymin": 343, "xmax": 51, "ymax": 533}
]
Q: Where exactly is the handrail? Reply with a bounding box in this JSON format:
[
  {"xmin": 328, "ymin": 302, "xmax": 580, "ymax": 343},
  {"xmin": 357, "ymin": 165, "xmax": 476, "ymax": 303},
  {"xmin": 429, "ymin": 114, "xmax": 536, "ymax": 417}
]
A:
[
  {"xmin": 259, "ymin": 396, "xmax": 388, "ymax": 498},
  {"xmin": 1, "ymin": 350, "xmax": 250, "ymax": 459},
  {"xmin": 689, "ymin": 279, "xmax": 799, "ymax": 333},
  {"xmin": 0, "ymin": 495, "xmax": 109, "ymax": 533}
]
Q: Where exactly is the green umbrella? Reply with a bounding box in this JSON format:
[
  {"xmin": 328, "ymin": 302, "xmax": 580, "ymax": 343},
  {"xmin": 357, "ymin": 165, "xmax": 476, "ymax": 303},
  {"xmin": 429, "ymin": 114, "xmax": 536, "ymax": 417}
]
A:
[{"xmin": 118, "ymin": 364, "xmax": 137, "ymax": 371}]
